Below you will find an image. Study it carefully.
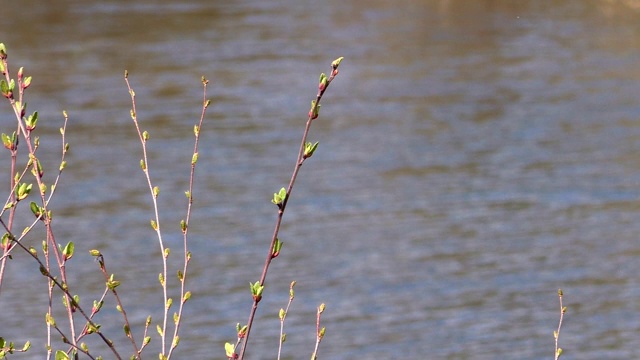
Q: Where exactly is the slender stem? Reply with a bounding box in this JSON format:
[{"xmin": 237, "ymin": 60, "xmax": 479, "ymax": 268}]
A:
[
  {"xmin": 167, "ymin": 77, "xmax": 210, "ymax": 359},
  {"xmin": 125, "ymin": 74, "xmax": 170, "ymax": 355},
  {"xmin": 554, "ymin": 289, "xmax": 565, "ymax": 360},
  {"xmin": 237, "ymin": 60, "xmax": 342, "ymax": 360}
]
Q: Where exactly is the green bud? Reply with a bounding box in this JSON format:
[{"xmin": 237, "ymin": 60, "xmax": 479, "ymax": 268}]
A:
[
  {"xmin": 318, "ymin": 73, "xmax": 328, "ymax": 91},
  {"xmin": 23, "ymin": 76, "xmax": 32, "ymax": 89},
  {"xmin": 46, "ymin": 313, "xmax": 56, "ymax": 326},
  {"xmin": 25, "ymin": 111, "xmax": 38, "ymax": 130},
  {"xmin": 308, "ymin": 100, "xmax": 320, "ymax": 120},
  {"xmin": 62, "ymin": 242, "xmax": 74, "ymax": 261},
  {"xmin": 331, "ymin": 56, "xmax": 344, "ymax": 69},
  {"xmin": 303, "ymin": 141, "xmax": 319, "ymax": 159},
  {"xmin": 271, "ymin": 187, "xmax": 287, "ymax": 207},
  {"xmin": 250, "ymin": 281, "xmax": 264, "ymax": 302}
]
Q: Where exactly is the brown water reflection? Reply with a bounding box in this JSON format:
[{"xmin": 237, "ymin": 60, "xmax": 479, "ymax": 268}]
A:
[{"xmin": 2, "ymin": 1, "xmax": 640, "ymax": 359}]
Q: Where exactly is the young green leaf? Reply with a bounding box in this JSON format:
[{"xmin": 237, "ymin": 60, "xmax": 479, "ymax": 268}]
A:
[
  {"xmin": 55, "ymin": 350, "xmax": 69, "ymax": 360},
  {"xmin": 224, "ymin": 342, "xmax": 236, "ymax": 359},
  {"xmin": 62, "ymin": 242, "xmax": 74, "ymax": 261}
]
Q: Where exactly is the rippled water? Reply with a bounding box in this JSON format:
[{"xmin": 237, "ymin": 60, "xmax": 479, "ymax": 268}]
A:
[{"xmin": 2, "ymin": 1, "xmax": 640, "ymax": 359}]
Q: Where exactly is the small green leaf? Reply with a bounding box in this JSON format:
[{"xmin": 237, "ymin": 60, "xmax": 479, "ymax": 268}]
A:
[
  {"xmin": 1, "ymin": 133, "xmax": 12, "ymax": 150},
  {"xmin": 191, "ymin": 152, "xmax": 198, "ymax": 165},
  {"xmin": 0, "ymin": 79, "xmax": 12, "ymax": 98},
  {"xmin": 272, "ymin": 238, "xmax": 283, "ymax": 257},
  {"xmin": 271, "ymin": 187, "xmax": 287, "ymax": 207},
  {"xmin": 62, "ymin": 242, "xmax": 74, "ymax": 261},
  {"xmin": 23, "ymin": 76, "xmax": 32, "ymax": 89},
  {"xmin": 25, "ymin": 111, "xmax": 38, "ymax": 130},
  {"xmin": 224, "ymin": 343, "xmax": 236, "ymax": 358},
  {"xmin": 303, "ymin": 141, "xmax": 319, "ymax": 159},
  {"xmin": 166, "ymin": 298, "xmax": 173, "ymax": 310},
  {"xmin": 250, "ymin": 281, "xmax": 264, "ymax": 302},
  {"xmin": 86, "ymin": 322, "xmax": 101, "ymax": 334},
  {"xmin": 22, "ymin": 341, "xmax": 31, "ymax": 351},
  {"xmin": 93, "ymin": 300, "xmax": 104, "ymax": 312},
  {"xmin": 156, "ymin": 324, "xmax": 163, "ymax": 337},
  {"xmin": 89, "ymin": 249, "xmax": 101, "ymax": 257},
  {"xmin": 55, "ymin": 350, "xmax": 69, "ymax": 360},
  {"xmin": 183, "ymin": 291, "xmax": 191, "ymax": 302},
  {"xmin": 106, "ymin": 274, "xmax": 120, "ymax": 290}
]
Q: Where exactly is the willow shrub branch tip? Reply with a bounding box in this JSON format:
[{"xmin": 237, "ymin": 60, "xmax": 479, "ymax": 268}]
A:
[{"xmin": 229, "ymin": 56, "xmax": 344, "ymax": 360}]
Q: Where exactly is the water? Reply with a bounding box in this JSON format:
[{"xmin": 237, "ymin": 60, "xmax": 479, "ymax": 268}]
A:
[{"xmin": 2, "ymin": 0, "xmax": 640, "ymax": 359}]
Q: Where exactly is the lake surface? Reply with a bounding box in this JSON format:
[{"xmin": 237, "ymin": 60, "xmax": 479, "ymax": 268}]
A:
[{"xmin": 2, "ymin": 1, "xmax": 640, "ymax": 359}]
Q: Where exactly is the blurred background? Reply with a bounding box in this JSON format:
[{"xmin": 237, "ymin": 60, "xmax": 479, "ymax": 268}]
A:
[{"xmin": 2, "ymin": 0, "xmax": 640, "ymax": 359}]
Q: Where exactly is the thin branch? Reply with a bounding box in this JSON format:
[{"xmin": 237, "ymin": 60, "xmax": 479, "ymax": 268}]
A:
[{"xmin": 237, "ymin": 57, "xmax": 343, "ymax": 360}]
